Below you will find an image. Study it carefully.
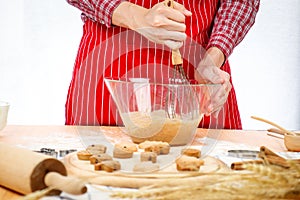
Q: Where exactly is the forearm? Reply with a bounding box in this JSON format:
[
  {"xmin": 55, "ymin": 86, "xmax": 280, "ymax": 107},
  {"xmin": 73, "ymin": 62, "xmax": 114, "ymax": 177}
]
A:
[
  {"xmin": 207, "ymin": 0, "xmax": 260, "ymax": 59},
  {"xmin": 201, "ymin": 47, "xmax": 225, "ymax": 68}
]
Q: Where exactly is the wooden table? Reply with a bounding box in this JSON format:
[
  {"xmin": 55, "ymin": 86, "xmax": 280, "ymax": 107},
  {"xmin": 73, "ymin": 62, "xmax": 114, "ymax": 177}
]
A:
[{"xmin": 0, "ymin": 125, "xmax": 287, "ymax": 199}]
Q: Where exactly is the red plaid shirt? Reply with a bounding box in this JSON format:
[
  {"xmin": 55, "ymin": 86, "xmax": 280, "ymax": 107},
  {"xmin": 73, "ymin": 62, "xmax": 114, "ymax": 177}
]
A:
[{"xmin": 66, "ymin": 0, "xmax": 259, "ymax": 57}]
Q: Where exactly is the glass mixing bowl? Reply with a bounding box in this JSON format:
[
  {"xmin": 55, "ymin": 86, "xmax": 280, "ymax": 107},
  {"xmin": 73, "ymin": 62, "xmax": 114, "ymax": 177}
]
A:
[
  {"xmin": 104, "ymin": 77, "xmax": 220, "ymax": 146},
  {"xmin": 0, "ymin": 101, "xmax": 9, "ymax": 131}
]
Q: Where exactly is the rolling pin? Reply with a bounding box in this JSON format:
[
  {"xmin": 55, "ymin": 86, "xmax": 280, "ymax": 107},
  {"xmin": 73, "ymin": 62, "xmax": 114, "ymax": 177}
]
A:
[{"xmin": 0, "ymin": 142, "xmax": 87, "ymax": 196}]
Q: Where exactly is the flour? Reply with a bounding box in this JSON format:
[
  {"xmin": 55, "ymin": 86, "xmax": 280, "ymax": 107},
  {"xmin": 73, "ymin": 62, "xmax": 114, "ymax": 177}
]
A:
[{"xmin": 121, "ymin": 110, "xmax": 202, "ymax": 145}]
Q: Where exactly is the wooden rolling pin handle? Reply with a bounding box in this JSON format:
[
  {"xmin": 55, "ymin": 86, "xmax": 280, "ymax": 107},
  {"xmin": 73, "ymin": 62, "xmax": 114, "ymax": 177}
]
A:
[{"xmin": 44, "ymin": 172, "xmax": 87, "ymax": 195}]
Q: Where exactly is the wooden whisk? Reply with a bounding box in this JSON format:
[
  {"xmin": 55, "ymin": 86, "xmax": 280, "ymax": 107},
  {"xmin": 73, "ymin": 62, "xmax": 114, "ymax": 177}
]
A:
[
  {"xmin": 164, "ymin": 0, "xmax": 190, "ymax": 119},
  {"xmin": 164, "ymin": 0, "xmax": 188, "ymax": 82}
]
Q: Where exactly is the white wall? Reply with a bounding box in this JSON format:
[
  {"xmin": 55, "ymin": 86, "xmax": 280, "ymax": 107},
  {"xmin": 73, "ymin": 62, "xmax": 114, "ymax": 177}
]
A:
[
  {"xmin": 0, "ymin": 0, "xmax": 299, "ymax": 130},
  {"xmin": 0, "ymin": 0, "xmax": 82, "ymax": 125},
  {"xmin": 230, "ymin": 0, "xmax": 300, "ymax": 130}
]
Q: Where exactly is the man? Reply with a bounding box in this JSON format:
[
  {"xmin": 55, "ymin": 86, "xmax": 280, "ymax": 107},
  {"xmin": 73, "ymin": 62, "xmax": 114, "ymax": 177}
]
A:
[{"xmin": 65, "ymin": 0, "xmax": 260, "ymax": 129}]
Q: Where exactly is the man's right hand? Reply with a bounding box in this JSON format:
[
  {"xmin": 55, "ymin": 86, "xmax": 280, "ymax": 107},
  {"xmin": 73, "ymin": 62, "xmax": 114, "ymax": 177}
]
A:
[{"xmin": 112, "ymin": 1, "xmax": 192, "ymax": 49}]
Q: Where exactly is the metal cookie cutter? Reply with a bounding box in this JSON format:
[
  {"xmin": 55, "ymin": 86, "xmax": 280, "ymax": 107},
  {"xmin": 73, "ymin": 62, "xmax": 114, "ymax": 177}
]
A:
[
  {"xmin": 35, "ymin": 148, "xmax": 58, "ymax": 158},
  {"xmin": 34, "ymin": 148, "xmax": 77, "ymax": 158},
  {"xmin": 228, "ymin": 150, "xmax": 260, "ymax": 159},
  {"xmin": 59, "ymin": 149, "xmax": 77, "ymax": 157}
]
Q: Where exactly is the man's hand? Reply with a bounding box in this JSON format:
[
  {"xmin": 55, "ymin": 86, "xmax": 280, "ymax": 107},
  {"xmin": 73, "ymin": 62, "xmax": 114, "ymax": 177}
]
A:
[
  {"xmin": 194, "ymin": 47, "xmax": 231, "ymax": 117},
  {"xmin": 112, "ymin": 2, "xmax": 192, "ymax": 49}
]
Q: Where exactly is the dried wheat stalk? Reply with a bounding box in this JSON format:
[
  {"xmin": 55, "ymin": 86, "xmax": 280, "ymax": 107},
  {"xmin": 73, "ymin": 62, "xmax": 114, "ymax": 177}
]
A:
[
  {"xmin": 20, "ymin": 187, "xmax": 53, "ymax": 200},
  {"xmin": 111, "ymin": 163, "xmax": 300, "ymax": 200}
]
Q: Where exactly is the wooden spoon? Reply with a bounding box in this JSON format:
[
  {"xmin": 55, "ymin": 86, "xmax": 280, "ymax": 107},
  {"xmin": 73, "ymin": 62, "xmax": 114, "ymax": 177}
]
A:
[
  {"xmin": 251, "ymin": 116, "xmax": 297, "ymax": 136},
  {"xmin": 267, "ymin": 128, "xmax": 286, "ymax": 136}
]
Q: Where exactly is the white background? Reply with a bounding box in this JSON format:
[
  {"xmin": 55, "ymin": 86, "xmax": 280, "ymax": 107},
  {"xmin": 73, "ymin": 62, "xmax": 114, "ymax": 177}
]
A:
[{"xmin": 0, "ymin": 0, "xmax": 299, "ymax": 130}]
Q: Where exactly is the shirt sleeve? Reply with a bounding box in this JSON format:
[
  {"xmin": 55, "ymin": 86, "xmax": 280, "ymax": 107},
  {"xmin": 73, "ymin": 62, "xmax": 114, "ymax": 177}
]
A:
[
  {"xmin": 207, "ymin": 0, "xmax": 260, "ymax": 58},
  {"xmin": 66, "ymin": 0, "xmax": 125, "ymax": 27}
]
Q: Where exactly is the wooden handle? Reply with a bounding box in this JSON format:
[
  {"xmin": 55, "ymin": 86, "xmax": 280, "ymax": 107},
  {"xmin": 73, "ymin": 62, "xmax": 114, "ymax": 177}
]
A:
[
  {"xmin": 44, "ymin": 172, "xmax": 87, "ymax": 195},
  {"xmin": 172, "ymin": 49, "xmax": 183, "ymax": 65},
  {"xmin": 267, "ymin": 128, "xmax": 286, "ymax": 136},
  {"xmin": 164, "ymin": 0, "xmax": 183, "ymax": 66},
  {"xmin": 267, "ymin": 128, "xmax": 285, "ymax": 139},
  {"xmin": 251, "ymin": 116, "xmax": 296, "ymax": 136}
]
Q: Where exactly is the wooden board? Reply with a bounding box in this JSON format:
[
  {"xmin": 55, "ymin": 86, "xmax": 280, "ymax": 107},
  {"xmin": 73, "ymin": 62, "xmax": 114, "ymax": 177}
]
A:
[{"xmin": 64, "ymin": 147, "xmax": 230, "ymax": 188}]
